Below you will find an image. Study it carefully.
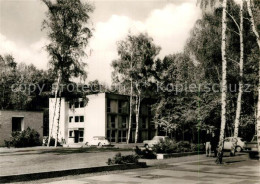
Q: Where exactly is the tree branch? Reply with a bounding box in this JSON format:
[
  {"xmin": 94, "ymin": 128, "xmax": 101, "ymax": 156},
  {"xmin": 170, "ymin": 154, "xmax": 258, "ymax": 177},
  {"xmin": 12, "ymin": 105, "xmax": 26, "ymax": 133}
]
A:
[
  {"xmin": 226, "ymin": 10, "xmax": 241, "ymax": 34},
  {"xmin": 228, "ymin": 58, "xmax": 239, "ymax": 66},
  {"xmin": 227, "ymin": 27, "xmax": 240, "ymax": 36}
]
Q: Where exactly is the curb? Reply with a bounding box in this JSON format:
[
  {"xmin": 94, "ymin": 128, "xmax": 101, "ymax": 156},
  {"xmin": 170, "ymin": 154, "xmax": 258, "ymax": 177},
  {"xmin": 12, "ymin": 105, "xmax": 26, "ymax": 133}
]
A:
[
  {"xmin": 0, "ymin": 162, "xmax": 147, "ymax": 183},
  {"xmin": 157, "ymin": 151, "xmax": 206, "ymax": 159}
]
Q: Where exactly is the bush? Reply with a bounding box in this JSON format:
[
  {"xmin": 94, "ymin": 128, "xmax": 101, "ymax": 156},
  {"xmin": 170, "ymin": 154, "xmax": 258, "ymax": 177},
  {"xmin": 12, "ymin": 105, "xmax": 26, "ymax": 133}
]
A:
[
  {"xmin": 107, "ymin": 152, "xmax": 139, "ymax": 165},
  {"xmin": 43, "ymin": 136, "xmax": 61, "ymax": 147},
  {"xmin": 5, "ymin": 127, "xmax": 42, "ymax": 148},
  {"xmin": 153, "ymin": 139, "xmax": 177, "ymax": 154},
  {"xmin": 176, "ymin": 141, "xmax": 192, "ymax": 153},
  {"xmin": 134, "ymin": 146, "xmax": 156, "ymax": 159},
  {"xmin": 152, "ymin": 140, "xmax": 201, "ymax": 154},
  {"xmin": 191, "ymin": 143, "xmax": 205, "ymax": 152}
]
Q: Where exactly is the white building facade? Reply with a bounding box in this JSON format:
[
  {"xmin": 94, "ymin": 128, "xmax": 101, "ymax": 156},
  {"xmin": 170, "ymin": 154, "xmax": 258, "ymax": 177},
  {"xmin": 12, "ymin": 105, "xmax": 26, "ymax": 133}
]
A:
[{"xmin": 49, "ymin": 93, "xmax": 156, "ymax": 146}]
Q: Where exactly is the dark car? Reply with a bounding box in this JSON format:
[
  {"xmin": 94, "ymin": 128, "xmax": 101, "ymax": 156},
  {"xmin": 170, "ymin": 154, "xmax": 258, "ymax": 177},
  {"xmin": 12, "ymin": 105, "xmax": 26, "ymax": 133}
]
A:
[{"xmin": 244, "ymin": 135, "xmax": 259, "ymax": 158}]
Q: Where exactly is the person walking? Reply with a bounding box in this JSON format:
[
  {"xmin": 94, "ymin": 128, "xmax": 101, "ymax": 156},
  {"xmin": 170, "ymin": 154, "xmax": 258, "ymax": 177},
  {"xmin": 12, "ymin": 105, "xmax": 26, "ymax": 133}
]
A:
[
  {"xmin": 205, "ymin": 129, "xmax": 212, "ymax": 157},
  {"xmin": 211, "ymin": 132, "xmax": 218, "ymax": 157}
]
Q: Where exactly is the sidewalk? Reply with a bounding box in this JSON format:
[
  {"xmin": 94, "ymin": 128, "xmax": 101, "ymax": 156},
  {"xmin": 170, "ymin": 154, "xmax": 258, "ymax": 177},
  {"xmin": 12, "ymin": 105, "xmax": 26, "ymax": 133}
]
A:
[{"xmin": 37, "ymin": 154, "xmax": 260, "ymax": 184}]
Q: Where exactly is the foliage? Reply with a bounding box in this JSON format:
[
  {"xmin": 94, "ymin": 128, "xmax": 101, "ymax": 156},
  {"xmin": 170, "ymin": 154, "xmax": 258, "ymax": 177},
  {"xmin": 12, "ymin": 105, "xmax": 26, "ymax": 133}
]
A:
[
  {"xmin": 107, "ymin": 152, "xmax": 139, "ymax": 165},
  {"xmin": 43, "ymin": 136, "xmax": 61, "ymax": 147},
  {"xmin": 42, "ymin": 0, "xmax": 94, "ymax": 81},
  {"xmin": 5, "ymin": 127, "xmax": 42, "ymax": 148},
  {"xmin": 0, "ymin": 54, "xmax": 55, "ymax": 110},
  {"xmin": 152, "ymin": 140, "xmax": 203, "ymax": 154},
  {"xmin": 134, "ymin": 146, "xmax": 156, "ymax": 159},
  {"xmin": 153, "ymin": 139, "xmax": 177, "ymax": 154}
]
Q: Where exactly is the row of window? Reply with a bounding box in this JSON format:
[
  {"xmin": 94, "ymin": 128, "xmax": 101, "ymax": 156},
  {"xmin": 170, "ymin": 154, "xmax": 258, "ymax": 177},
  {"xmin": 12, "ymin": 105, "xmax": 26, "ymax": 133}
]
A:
[
  {"xmin": 107, "ymin": 99, "xmax": 152, "ymax": 115},
  {"xmin": 107, "ymin": 115, "xmax": 147, "ymax": 129},
  {"xmin": 69, "ymin": 101, "xmax": 85, "ymax": 109},
  {"xmin": 69, "ymin": 116, "xmax": 84, "ymax": 123}
]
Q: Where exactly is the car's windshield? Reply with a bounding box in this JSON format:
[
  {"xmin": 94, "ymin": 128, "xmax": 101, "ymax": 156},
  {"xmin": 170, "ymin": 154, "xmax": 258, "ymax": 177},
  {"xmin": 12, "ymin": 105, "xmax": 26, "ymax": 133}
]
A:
[{"xmin": 152, "ymin": 136, "xmax": 162, "ymax": 140}]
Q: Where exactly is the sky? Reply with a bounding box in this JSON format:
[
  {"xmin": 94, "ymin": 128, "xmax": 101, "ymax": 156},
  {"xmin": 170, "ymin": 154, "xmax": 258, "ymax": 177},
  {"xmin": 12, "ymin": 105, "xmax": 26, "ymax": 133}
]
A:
[{"xmin": 0, "ymin": 0, "xmax": 201, "ymax": 84}]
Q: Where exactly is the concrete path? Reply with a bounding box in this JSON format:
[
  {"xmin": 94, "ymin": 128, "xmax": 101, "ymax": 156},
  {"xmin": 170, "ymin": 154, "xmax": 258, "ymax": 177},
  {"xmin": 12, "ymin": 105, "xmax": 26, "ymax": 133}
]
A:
[{"xmin": 25, "ymin": 153, "xmax": 260, "ymax": 184}]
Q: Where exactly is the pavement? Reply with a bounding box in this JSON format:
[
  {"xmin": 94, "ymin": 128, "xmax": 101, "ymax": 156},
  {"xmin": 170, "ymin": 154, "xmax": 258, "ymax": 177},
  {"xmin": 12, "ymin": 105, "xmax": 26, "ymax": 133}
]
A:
[{"xmin": 14, "ymin": 153, "xmax": 260, "ymax": 184}]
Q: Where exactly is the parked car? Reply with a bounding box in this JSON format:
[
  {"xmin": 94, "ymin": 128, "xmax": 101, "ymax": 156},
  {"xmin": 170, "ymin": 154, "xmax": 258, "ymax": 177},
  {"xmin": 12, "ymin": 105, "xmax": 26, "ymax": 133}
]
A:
[
  {"xmin": 244, "ymin": 135, "xmax": 259, "ymax": 158},
  {"xmin": 85, "ymin": 136, "xmax": 110, "ymax": 147},
  {"xmin": 143, "ymin": 136, "xmax": 170, "ymax": 148},
  {"xmin": 223, "ymin": 137, "xmax": 245, "ymax": 152}
]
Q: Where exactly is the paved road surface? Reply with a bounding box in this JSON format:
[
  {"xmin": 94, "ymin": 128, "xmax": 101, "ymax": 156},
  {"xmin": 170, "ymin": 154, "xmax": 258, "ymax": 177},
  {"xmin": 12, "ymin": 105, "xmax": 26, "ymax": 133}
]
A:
[{"xmin": 14, "ymin": 153, "xmax": 260, "ymax": 184}]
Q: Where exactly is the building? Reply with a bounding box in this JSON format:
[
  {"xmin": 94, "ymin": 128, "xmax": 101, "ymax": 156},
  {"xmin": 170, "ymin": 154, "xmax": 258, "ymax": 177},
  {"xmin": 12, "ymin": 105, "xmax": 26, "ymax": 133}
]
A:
[
  {"xmin": 0, "ymin": 110, "xmax": 44, "ymax": 146},
  {"xmin": 49, "ymin": 93, "xmax": 156, "ymax": 146}
]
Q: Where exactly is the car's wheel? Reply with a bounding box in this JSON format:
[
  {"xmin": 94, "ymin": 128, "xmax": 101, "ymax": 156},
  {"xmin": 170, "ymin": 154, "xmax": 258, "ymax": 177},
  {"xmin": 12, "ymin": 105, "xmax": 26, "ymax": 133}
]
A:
[
  {"xmin": 249, "ymin": 152, "xmax": 257, "ymax": 159},
  {"xmin": 235, "ymin": 146, "xmax": 242, "ymax": 152}
]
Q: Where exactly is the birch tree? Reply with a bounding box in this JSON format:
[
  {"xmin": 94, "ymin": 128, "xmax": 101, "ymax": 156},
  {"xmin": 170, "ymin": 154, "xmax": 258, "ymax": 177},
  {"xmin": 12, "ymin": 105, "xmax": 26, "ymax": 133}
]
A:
[
  {"xmin": 42, "ymin": 0, "xmax": 93, "ymax": 147},
  {"xmin": 112, "ymin": 33, "xmax": 160, "ymax": 143},
  {"xmin": 246, "ymin": 0, "xmax": 260, "ymax": 158},
  {"xmin": 197, "ymin": 0, "xmax": 228, "ymax": 164}
]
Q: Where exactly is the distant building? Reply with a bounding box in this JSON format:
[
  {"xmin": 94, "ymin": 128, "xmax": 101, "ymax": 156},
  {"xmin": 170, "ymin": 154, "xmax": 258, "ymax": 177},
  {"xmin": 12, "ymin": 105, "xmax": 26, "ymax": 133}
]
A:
[
  {"xmin": 49, "ymin": 93, "xmax": 156, "ymax": 146},
  {"xmin": 0, "ymin": 110, "xmax": 43, "ymax": 146}
]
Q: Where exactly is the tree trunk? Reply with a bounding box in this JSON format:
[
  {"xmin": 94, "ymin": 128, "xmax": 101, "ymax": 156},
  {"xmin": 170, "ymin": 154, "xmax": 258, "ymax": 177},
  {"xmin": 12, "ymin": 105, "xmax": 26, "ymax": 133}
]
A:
[
  {"xmin": 127, "ymin": 78, "xmax": 133, "ymax": 144},
  {"xmin": 54, "ymin": 96, "xmax": 62, "ymax": 147},
  {"xmin": 232, "ymin": 0, "xmax": 244, "ymax": 156},
  {"xmin": 216, "ymin": 0, "xmax": 227, "ymax": 164},
  {"xmin": 47, "ymin": 71, "xmax": 61, "ymax": 147},
  {"xmin": 247, "ymin": 0, "xmax": 260, "ymax": 160},
  {"xmin": 135, "ymin": 93, "xmax": 141, "ymax": 143}
]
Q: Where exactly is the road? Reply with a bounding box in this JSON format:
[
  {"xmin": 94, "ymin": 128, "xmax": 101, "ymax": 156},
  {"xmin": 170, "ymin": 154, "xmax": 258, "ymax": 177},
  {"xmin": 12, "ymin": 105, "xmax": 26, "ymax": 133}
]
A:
[{"xmin": 14, "ymin": 153, "xmax": 260, "ymax": 184}]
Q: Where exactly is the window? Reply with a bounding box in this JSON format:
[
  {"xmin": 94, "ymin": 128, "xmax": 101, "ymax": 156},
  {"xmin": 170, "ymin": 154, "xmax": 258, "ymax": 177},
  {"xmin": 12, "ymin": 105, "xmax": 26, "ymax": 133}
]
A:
[
  {"xmin": 75, "ymin": 102, "xmax": 79, "ymax": 108},
  {"xmin": 69, "ymin": 131, "xmax": 73, "ymax": 138},
  {"xmin": 111, "ymin": 115, "xmax": 116, "ymax": 128},
  {"xmin": 119, "ymin": 101, "xmax": 127, "ymax": 113},
  {"xmin": 122, "ymin": 131, "xmax": 127, "ymax": 142},
  {"xmin": 12, "ymin": 117, "xmax": 24, "ymax": 132},
  {"xmin": 80, "ymin": 101, "xmax": 85, "ymax": 108},
  {"xmin": 69, "ymin": 116, "xmax": 73, "ymax": 123},
  {"xmin": 69, "ymin": 103, "xmax": 73, "ymax": 109},
  {"xmin": 79, "ymin": 130, "xmax": 84, "ymax": 142},
  {"xmin": 74, "ymin": 116, "xmax": 84, "ymax": 123},
  {"xmin": 107, "ymin": 99, "xmax": 111, "ymax": 112},
  {"xmin": 122, "ymin": 116, "xmax": 127, "ymax": 128},
  {"xmin": 80, "ymin": 116, "xmax": 84, "ymax": 122},
  {"xmin": 142, "ymin": 117, "xmax": 146, "ymax": 128},
  {"xmin": 111, "ymin": 130, "xmax": 116, "ymax": 142},
  {"xmin": 132, "ymin": 116, "xmax": 136, "ymax": 128},
  {"xmin": 118, "ymin": 101, "xmax": 122, "ymax": 113}
]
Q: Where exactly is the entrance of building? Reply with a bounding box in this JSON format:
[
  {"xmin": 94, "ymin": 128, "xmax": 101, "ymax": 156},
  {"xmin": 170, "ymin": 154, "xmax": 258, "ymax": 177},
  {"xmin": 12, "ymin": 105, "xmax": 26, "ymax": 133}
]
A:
[{"xmin": 73, "ymin": 129, "xmax": 84, "ymax": 143}]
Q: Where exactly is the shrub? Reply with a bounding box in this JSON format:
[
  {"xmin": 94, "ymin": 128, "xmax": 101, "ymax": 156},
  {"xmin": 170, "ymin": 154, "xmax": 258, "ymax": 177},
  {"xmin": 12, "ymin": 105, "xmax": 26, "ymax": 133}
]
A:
[
  {"xmin": 43, "ymin": 136, "xmax": 61, "ymax": 147},
  {"xmin": 134, "ymin": 146, "xmax": 156, "ymax": 159},
  {"xmin": 191, "ymin": 143, "xmax": 205, "ymax": 152},
  {"xmin": 107, "ymin": 152, "xmax": 139, "ymax": 165},
  {"xmin": 5, "ymin": 127, "xmax": 42, "ymax": 148},
  {"xmin": 176, "ymin": 141, "xmax": 191, "ymax": 152},
  {"xmin": 153, "ymin": 139, "xmax": 177, "ymax": 154}
]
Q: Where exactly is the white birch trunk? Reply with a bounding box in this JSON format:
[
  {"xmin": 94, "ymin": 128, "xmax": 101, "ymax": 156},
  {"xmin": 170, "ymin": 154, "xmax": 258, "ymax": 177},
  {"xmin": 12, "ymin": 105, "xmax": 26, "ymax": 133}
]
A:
[
  {"xmin": 135, "ymin": 93, "xmax": 141, "ymax": 143},
  {"xmin": 216, "ymin": 0, "xmax": 227, "ymax": 164},
  {"xmin": 54, "ymin": 96, "xmax": 62, "ymax": 147},
  {"xmin": 127, "ymin": 77, "xmax": 133, "ymax": 144},
  {"xmin": 232, "ymin": 0, "xmax": 244, "ymax": 156},
  {"xmin": 47, "ymin": 71, "xmax": 61, "ymax": 147},
  {"xmin": 247, "ymin": 0, "xmax": 260, "ymax": 159}
]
